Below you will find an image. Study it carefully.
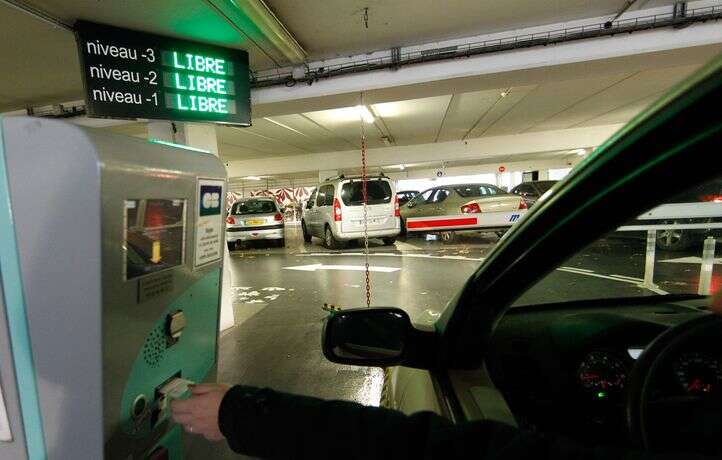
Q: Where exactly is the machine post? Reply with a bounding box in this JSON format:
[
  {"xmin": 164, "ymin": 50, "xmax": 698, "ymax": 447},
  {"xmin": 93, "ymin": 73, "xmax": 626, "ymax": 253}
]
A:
[
  {"xmin": 638, "ymin": 229, "xmax": 659, "ymax": 291},
  {"xmin": 698, "ymin": 236, "xmax": 716, "ymax": 296}
]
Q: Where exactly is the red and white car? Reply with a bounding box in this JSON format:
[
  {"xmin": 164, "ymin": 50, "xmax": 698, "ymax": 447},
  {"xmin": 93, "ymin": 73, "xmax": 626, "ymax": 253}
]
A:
[{"xmin": 400, "ymin": 183, "xmax": 527, "ymax": 235}]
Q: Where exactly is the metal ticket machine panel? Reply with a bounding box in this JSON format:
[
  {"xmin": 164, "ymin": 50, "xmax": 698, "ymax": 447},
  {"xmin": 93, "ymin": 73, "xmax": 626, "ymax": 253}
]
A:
[{"xmin": 0, "ymin": 117, "xmax": 226, "ymax": 459}]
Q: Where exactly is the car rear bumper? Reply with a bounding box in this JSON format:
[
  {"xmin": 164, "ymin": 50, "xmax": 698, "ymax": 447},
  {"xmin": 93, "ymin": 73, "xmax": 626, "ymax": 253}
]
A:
[
  {"xmin": 405, "ymin": 211, "xmax": 525, "ymax": 232},
  {"xmin": 334, "ymin": 227, "xmax": 400, "ymax": 240},
  {"xmin": 226, "ymin": 224, "xmax": 285, "ymax": 242}
]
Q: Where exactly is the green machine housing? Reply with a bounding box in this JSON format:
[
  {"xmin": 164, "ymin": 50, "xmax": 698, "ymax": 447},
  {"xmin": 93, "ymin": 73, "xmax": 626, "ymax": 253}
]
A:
[{"xmin": 0, "ymin": 117, "xmax": 227, "ymax": 459}]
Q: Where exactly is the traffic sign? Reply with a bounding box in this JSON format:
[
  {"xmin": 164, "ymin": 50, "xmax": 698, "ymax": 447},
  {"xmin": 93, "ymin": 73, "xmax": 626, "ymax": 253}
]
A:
[{"xmin": 75, "ymin": 21, "xmax": 251, "ymax": 126}]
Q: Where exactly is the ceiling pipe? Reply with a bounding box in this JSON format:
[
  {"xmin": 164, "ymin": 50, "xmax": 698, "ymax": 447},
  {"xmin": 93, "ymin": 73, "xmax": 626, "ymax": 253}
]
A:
[
  {"xmin": 205, "ymin": 0, "xmax": 307, "ymax": 67},
  {"xmin": 604, "ymin": 0, "xmax": 639, "ymax": 28},
  {"xmin": 0, "ymin": 0, "xmax": 72, "ymax": 31}
]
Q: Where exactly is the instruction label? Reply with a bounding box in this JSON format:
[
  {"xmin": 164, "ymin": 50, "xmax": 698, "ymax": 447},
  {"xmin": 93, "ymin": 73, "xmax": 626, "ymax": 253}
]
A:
[{"xmin": 194, "ymin": 179, "xmax": 224, "ymax": 268}]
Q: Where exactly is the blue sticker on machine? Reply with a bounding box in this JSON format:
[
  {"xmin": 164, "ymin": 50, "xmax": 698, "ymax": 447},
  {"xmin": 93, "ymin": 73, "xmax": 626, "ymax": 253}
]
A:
[{"xmin": 199, "ymin": 185, "xmax": 222, "ymax": 216}]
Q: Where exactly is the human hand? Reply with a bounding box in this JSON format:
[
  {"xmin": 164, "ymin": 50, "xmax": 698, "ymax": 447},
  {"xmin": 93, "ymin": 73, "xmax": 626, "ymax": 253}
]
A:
[{"xmin": 171, "ymin": 383, "xmax": 230, "ymax": 441}]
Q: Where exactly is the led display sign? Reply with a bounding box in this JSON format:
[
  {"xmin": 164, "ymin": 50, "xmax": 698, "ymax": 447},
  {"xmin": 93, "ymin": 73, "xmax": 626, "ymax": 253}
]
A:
[{"xmin": 75, "ymin": 21, "xmax": 251, "ymax": 125}]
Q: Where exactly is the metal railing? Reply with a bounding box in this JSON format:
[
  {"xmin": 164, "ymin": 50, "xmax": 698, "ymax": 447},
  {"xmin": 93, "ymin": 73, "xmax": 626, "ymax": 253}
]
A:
[{"xmin": 252, "ymin": 5, "xmax": 722, "ymax": 88}]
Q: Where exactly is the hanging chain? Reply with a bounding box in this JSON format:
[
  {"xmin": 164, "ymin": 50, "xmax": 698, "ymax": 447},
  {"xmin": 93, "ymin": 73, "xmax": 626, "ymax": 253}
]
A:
[{"xmin": 361, "ymin": 111, "xmax": 371, "ymax": 308}]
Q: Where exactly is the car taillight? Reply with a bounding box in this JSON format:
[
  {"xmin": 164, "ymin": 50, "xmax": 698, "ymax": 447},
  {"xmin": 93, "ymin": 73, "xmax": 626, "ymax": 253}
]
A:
[
  {"xmin": 518, "ymin": 199, "xmax": 528, "ymax": 210},
  {"xmin": 226, "ymin": 216, "xmax": 235, "ymax": 224},
  {"xmin": 333, "ymin": 198, "xmax": 342, "ymax": 221},
  {"xmin": 461, "ymin": 203, "xmax": 481, "ymax": 214},
  {"xmin": 274, "ymin": 212, "xmax": 283, "ymax": 221},
  {"xmin": 701, "ymin": 194, "xmax": 722, "ymax": 203},
  {"xmin": 394, "ymin": 196, "xmax": 400, "ymax": 217}
]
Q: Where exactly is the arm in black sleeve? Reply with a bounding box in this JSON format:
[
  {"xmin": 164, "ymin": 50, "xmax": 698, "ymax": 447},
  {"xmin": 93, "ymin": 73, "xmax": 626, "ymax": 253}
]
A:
[{"xmin": 217, "ymin": 385, "xmax": 714, "ymax": 460}]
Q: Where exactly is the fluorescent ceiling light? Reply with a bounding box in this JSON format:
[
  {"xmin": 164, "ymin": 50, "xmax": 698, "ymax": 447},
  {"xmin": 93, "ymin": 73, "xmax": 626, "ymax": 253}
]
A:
[
  {"xmin": 244, "ymin": 176, "xmax": 263, "ymax": 181},
  {"xmin": 398, "ymin": 164, "xmax": 406, "ymax": 170},
  {"xmin": 500, "ymin": 91, "xmax": 509, "ymax": 97},
  {"xmin": 570, "ymin": 148, "xmax": 588, "ymax": 156},
  {"xmin": 355, "ymin": 105, "xmax": 375, "ymax": 123},
  {"xmin": 263, "ymin": 117, "xmax": 308, "ymax": 137}
]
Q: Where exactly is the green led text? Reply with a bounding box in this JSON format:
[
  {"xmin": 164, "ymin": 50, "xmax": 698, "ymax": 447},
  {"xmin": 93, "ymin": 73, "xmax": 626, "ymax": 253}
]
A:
[
  {"xmin": 174, "ymin": 94, "xmax": 229, "ymax": 113},
  {"xmin": 172, "ymin": 52, "xmax": 227, "ymax": 75},
  {"xmin": 171, "ymin": 73, "xmax": 229, "ymax": 95}
]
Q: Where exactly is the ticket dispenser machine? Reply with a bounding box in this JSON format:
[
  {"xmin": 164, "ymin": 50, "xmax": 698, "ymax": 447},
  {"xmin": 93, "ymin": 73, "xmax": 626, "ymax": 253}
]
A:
[{"xmin": 0, "ymin": 117, "xmax": 227, "ymax": 459}]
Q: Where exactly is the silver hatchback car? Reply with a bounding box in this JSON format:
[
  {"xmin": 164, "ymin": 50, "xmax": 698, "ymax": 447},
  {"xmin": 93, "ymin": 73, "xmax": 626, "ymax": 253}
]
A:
[{"xmin": 226, "ymin": 198, "xmax": 285, "ymax": 249}]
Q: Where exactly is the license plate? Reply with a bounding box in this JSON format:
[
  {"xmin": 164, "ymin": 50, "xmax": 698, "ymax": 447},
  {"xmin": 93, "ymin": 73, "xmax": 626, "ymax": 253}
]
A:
[
  {"xmin": 246, "ymin": 219, "xmax": 265, "ymax": 226},
  {"xmin": 354, "ymin": 218, "xmax": 381, "ymax": 225}
]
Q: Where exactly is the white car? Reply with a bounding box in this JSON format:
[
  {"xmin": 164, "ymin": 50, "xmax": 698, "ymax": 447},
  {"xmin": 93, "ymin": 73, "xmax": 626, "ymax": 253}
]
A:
[
  {"xmin": 301, "ymin": 175, "xmax": 401, "ymax": 249},
  {"xmin": 226, "ymin": 197, "xmax": 285, "ymax": 249},
  {"xmin": 400, "ymin": 183, "xmax": 527, "ymax": 236}
]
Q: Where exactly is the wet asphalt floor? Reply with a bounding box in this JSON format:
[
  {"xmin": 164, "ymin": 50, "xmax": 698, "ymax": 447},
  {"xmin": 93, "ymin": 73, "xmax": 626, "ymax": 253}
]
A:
[{"xmin": 201, "ymin": 224, "xmax": 717, "ymax": 458}]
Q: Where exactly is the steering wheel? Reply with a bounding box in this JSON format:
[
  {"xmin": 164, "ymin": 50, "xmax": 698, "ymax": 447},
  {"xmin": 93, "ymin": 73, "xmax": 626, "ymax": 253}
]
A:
[{"xmin": 626, "ymin": 313, "xmax": 722, "ymax": 453}]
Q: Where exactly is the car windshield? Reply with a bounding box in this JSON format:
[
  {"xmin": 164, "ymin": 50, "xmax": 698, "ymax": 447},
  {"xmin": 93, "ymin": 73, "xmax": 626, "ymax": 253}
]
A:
[
  {"xmin": 513, "ymin": 177, "xmax": 722, "ymax": 307},
  {"xmin": 341, "ymin": 180, "xmax": 392, "ymax": 206},
  {"xmin": 232, "ymin": 200, "xmax": 276, "ymax": 215}
]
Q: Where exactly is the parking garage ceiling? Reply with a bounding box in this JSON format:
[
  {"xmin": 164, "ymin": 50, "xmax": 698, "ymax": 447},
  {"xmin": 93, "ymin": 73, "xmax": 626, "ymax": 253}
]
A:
[
  {"xmin": 0, "ymin": 0, "xmax": 682, "ymax": 112},
  {"xmin": 2, "ymin": 0, "xmax": 721, "ymax": 167},
  {"xmin": 103, "ymin": 47, "xmax": 718, "ymax": 163},
  {"xmin": 265, "ymin": 0, "xmax": 678, "ymax": 60}
]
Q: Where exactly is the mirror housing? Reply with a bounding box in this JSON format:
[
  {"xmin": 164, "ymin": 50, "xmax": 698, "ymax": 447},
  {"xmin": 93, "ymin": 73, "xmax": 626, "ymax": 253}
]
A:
[{"xmin": 322, "ymin": 307, "xmax": 435, "ymax": 368}]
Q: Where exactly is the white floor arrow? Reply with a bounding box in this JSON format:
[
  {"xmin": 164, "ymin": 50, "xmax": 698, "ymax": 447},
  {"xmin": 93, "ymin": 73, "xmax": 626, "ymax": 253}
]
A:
[{"xmin": 283, "ymin": 264, "xmax": 400, "ymax": 273}]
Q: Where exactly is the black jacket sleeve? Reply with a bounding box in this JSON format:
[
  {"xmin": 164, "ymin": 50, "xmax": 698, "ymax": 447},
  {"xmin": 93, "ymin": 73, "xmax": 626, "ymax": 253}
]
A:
[{"xmin": 218, "ymin": 385, "xmax": 713, "ymax": 460}]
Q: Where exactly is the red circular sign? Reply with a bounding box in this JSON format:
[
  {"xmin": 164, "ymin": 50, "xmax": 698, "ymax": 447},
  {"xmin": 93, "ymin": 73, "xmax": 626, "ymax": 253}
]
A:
[{"xmin": 498, "ymin": 165, "xmax": 506, "ymax": 173}]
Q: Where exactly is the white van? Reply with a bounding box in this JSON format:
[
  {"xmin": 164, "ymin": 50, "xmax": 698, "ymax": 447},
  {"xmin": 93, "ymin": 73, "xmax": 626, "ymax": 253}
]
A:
[{"xmin": 301, "ymin": 175, "xmax": 400, "ymax": 249}]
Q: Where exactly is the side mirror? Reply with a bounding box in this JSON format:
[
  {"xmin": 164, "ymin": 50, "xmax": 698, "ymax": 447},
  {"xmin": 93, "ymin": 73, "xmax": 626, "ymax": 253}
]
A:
[{"xmin": 322, "ymin": 308, "xmax": 434, "ymax": 368}]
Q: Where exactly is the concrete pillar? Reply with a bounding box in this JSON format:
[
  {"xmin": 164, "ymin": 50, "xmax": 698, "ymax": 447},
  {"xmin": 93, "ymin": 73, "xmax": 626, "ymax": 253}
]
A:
[
  {"xmin": 319, "ymin": 170, "xmax": 337, "ymax": 184},
  {"xmin": 182, "ymin": 123, "xmax": 219, "ymax": 155},
  {"xmin": 147, "ymin": 121, "xmax": 177, "ymax": 143},
  {"xmin": 148, "ymin": 121, "xmax": 235, "ymax": 332}
]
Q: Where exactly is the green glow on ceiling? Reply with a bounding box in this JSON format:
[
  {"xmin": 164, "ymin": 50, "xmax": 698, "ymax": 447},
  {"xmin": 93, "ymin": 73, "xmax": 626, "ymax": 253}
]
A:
[{"xmin": 148, "ymin": 138, "xmax": 211, "ymax": 154}]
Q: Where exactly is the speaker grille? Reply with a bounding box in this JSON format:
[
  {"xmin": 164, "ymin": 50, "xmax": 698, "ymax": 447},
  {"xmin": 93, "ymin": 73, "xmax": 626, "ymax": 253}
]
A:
[{"xmin": 142, "ymin": 325, "xmax": 166, "ymax": 367}]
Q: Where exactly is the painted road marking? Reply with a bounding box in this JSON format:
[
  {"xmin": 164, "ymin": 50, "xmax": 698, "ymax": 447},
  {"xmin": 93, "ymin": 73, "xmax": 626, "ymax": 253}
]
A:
[
  {"xmin": 298, "ymin": 252, "xmax": 484, "ymax": 261},
  {"xmin": 661, "ymin": 256, "xmax": 722, "ymax": 264},
  {"xmin": 293, "ymin": 253, "xmax": 668, "ymax": 294},
  {"xmin": 283, "ymin": 264, "xmax": 401, "ymax": 273},
  {"xmin": 394, "ymin": 240, "xmax": 420, "ymax": 251},
  {"xmin": 557, "ymin": 268, "xmax": 669, "ymax": 295}
]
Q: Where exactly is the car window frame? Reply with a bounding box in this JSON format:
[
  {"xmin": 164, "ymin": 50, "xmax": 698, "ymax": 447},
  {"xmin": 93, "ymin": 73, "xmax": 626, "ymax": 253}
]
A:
[
  {"xmin": 431, "ymin": 188, "xmax": 451, "ymax": 204},
  {"xmin": 306, "ymin": 189, "xmax": 317, "ymax": 209},
  {"xmin": 436, "ymin": 56, "xmax": 722, "ymax": 371},
  {"xmin": 325, "ymin": 185, "xmax": 335, "ymax": 206}
]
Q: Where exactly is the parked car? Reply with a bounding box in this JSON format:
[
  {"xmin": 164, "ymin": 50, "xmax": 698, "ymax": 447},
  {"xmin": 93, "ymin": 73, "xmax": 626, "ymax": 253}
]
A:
[
  {"xmin": 399, "ymin": 183, "xmax": 527, "ymax": 235},
  {"xmin": 321, "ymin": 57, "xmax": 722, "ymax": 456},
  {"xmin": 226, "ymin": 197, "xmax": 285, "ymax": 249},
  {"xmin": 396, "ymin": 190, "xmax": 419, "ymax": 206},
  {"xmin": 510, "ymin": 180, "xmax": 558, "ymax": 207},
  {"xmin": 301, "ymin": 174, "xmax": 400, "ymax": 249}
]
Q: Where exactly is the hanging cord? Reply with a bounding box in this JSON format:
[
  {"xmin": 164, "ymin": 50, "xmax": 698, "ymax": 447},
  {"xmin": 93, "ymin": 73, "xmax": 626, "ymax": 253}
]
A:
[{"xmin": 360, "ymin": 106, "xmax": 371, "ymax": 308}]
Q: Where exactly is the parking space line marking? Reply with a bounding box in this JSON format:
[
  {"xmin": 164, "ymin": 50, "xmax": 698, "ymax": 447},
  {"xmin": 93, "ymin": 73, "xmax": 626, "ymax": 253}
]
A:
[
  {"xmin": 297, "ymin": 252, "xmax": 484, "ymax": 261},
  {"xmin": 608, "ymin": 274, "xmax": 644, "ymax": 282}
]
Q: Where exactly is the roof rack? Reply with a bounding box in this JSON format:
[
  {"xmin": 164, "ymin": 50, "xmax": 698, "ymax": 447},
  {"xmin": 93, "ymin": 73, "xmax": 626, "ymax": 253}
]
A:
[{"xmin": 322, "ymin": 172, "xmax": 387, "ymax": 182}]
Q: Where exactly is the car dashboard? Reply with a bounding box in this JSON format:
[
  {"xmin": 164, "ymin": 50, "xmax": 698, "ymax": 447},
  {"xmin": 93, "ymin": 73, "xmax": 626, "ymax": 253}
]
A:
[{"xmin": 486, "ymin": 296, "xmax": 717, "ymax": 448}]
